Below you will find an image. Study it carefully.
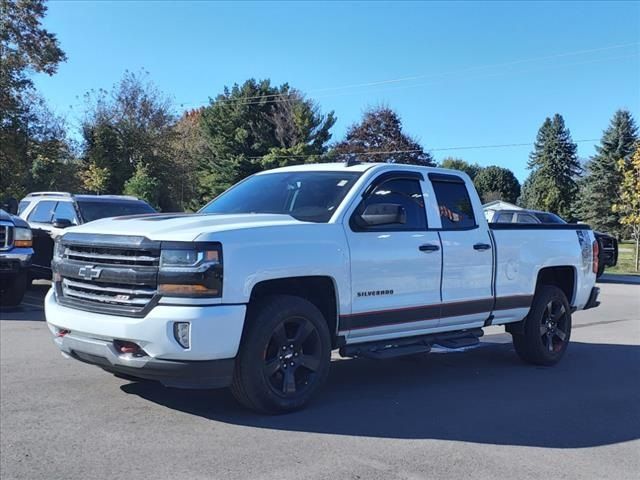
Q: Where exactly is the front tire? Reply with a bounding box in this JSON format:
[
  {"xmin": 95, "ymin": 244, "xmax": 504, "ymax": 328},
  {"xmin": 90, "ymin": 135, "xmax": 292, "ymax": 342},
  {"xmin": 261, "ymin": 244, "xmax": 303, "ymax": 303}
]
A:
[
  {"xmin": 512, "ymin": 285, "xmax": 572, "ymax": 366},
  {"xmin": 231, "ymin": 295, "xmax": 331, "ymax": 414},
  {"xmin": 0, "ymin": 271, "xmax": 28, "ymax": 307}
]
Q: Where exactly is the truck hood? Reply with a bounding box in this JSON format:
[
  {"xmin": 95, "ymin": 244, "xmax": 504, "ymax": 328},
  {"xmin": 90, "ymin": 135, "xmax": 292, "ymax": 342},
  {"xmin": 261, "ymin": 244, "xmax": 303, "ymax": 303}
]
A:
[{"xmin": 62, "ymin": 213, "xmax": 307, "ymax": 241}]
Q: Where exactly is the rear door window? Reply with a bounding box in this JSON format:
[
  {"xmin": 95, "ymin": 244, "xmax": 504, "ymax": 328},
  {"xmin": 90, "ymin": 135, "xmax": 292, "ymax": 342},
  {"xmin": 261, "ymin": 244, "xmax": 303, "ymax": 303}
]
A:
[
  {"xmin": 431, "ymin": 178, "xmax": 476, "ymax": 229},
  {"xmin": 27, "ymin": 201, "xmax": 57, "ymax": 224}
]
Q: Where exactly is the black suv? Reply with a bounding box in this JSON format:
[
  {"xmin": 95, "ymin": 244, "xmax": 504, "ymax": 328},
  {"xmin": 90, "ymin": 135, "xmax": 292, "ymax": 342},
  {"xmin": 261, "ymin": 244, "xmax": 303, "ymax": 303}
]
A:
[{"xmin": 18, "ymin": 192, "xmax": 156, "ymax": 279}]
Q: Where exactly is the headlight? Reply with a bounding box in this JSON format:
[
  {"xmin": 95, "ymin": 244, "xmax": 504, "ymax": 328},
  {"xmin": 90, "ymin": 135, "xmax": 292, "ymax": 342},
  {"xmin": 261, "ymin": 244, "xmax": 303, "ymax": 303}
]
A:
[
  {"xmin": 14, "ymin": 227, "xmax": 32, "ymax": 248},
  {"xmin": 158, "ymin": 242, "xmax": 222, "ymax": 297},
  {"xmin": 53, "ymin": 237, "xmax": 65, "ymax": 261}
]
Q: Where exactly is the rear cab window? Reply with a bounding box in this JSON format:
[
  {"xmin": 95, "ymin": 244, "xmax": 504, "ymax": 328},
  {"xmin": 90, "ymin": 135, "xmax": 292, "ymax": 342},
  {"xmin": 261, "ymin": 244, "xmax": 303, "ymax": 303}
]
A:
[{"xmin": 496, "ymin": 212, "xmax": 514, "ymax": 223}]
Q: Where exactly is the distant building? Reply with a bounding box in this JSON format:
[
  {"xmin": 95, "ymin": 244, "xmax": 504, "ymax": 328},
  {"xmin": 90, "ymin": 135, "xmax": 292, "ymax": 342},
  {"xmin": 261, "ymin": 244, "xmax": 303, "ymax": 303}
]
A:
[{"xmin": 482, "ymin": 200, "xmax": 522, "ymax": 211}]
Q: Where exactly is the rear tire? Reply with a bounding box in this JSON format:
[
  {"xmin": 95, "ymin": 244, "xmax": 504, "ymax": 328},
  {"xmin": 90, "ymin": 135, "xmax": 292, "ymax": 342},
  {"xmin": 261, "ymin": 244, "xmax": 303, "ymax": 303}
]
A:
[
  {"xmin": 0, "ymin": 271, "xmax": 28, "ymax": 307},
  {"xmin": 231, "ymin": 295, "xmax": 331, "ymax": 414},
  {"xmin": 512, "ymin": 285, "xmax": 572, "ymax": 366}
]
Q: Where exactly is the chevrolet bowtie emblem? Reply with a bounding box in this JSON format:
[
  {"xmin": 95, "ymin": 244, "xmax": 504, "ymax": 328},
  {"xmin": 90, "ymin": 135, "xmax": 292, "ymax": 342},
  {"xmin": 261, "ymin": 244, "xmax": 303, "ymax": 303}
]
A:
[{"xmin": 78, "ymin": 265, "xmax": 102, "ymax": 281}]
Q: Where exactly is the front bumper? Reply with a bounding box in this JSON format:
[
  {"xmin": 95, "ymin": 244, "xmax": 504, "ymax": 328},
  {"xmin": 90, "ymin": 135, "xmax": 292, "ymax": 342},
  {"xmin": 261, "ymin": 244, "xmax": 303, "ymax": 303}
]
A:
[
  {"xmin": 0, "ymin": 248, "xmax": 32, "ymax": 277},
  {"xmin": 45, "ymin": 289, "xmax": 245, "ymax": 388},
  {"xmin": 55, "ymin": 332, "xmax": 235, "ymax": 388}
]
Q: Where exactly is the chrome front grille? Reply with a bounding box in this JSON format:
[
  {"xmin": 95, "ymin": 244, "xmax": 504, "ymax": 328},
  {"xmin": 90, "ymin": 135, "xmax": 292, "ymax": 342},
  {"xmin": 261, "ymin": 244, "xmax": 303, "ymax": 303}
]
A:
[
  {"xmin": 61, "ymin": 278, "xmax": 156, "ymax": 307},
  {"xmin": 599, "ymin": 237, "xmax": 615, "ymax": 250},
  {"xmin": 63, "ymin": 245, "xmax": 159, "ymax": 266},
  {"xmin": 54, "ymin": 235, "xmax": 161, "ymax": 317},
  {"xmin": 0, "ymin": 225, "xmax": 12, "ymax": 250}
]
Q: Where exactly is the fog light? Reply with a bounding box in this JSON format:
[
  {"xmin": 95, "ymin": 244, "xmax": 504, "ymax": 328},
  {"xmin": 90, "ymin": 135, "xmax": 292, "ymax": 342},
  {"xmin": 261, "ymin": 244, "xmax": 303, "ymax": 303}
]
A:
[{"xmin": 173, "ymin": 322, "xmax": 190, "ymax": 349}]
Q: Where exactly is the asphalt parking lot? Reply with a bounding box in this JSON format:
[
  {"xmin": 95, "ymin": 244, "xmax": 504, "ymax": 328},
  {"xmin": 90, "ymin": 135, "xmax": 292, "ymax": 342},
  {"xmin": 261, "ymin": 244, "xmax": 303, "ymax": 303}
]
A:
[{"xmin": 1, "ymin": 277, "xmax": 639, "ymax": 480}]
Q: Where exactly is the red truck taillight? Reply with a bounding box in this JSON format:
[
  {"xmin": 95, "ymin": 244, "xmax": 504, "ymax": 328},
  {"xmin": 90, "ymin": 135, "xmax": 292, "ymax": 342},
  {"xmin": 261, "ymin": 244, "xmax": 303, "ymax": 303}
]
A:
[{"xmin": 592, "ymin": 240, "xmax": 599, "ymax": 274}]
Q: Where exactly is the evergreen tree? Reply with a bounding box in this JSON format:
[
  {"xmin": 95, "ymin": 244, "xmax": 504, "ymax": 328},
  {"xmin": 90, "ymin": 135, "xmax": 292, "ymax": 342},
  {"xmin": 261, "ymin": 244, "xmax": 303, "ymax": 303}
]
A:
[
  {"xmin": 520, "ymin": 114, "xmax": 581, "ymax": 220},
  {"xmin": 333, "ymin": 106, "xmax": 434, "ymax": 166},
  {"xmin": 579, "ymin": 110, "xmax": 638, "ymax": 234},
  {"xmin": 474, "ymin": 166, "xmax": 521, "ymax": 204}
]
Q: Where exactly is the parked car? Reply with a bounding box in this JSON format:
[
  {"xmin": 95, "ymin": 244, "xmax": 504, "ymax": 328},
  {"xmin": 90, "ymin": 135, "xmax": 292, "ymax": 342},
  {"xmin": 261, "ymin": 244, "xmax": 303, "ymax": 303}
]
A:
[
  {"xmin": 0, "ymin": 209, "xmax": 34, "ymax": 306},
  {"xmin": 18, "ymin": 192, "xmax": 156, "ymax": 279},
  {"xmin": 484, "ymin": 207, "xmax": 618, "ymax": 277},
  {"xmin": 45, "ymin": 163, "xmax": 600, "ymax": 413}
]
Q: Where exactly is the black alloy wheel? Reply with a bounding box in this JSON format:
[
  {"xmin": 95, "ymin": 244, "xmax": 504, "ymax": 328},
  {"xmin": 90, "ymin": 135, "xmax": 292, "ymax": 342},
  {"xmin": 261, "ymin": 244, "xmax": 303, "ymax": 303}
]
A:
[
  {"xmin": 263, "ymin": 316, "xmax": 323, "ymax": 397},
  {"xmin": 512, "ymin": 285, "xmax": 572, "ymax": 366},
  {"xmin": 539, "ymin": 299, "xmax": 570, "ymax": 354},
  {"xmin": 231, "ymin": 295, "xmax": 331, "ymax": 414}
]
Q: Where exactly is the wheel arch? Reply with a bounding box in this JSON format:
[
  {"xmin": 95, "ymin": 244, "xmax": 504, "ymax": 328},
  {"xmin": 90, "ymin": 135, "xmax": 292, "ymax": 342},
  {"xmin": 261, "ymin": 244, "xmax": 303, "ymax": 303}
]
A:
[
  {"xmin": 535, "ymin": 266, "xmax": 576, "ymax": 305},
  {"xmin": 248, "ymin": 275, "xmax": 340, "ymax": 348}
]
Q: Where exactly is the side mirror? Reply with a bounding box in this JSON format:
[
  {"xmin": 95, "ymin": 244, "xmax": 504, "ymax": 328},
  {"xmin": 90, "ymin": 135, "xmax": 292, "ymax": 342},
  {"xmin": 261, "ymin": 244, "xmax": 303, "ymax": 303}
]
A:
[
  {"xmin": 52, "ymin": 218, "xmax": 73, "ymax": 229},
  {"xmin": 359, "ymin": 203, "xmax": 406, "ymax": 227}
]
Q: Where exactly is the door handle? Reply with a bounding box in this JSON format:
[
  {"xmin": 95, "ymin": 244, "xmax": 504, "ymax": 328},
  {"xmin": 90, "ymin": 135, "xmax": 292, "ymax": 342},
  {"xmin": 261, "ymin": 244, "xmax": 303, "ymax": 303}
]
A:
[
  {"xmin": 419, "ymin": 244, "xmax": 440, "ymax": 252},
  {"xmin": 473, "ymin": 243, "xmax": 491, "ymax": 251}
]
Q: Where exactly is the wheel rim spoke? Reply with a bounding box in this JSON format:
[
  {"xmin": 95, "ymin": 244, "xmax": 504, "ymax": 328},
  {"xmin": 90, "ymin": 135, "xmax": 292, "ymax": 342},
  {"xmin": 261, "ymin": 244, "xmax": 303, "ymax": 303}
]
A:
[
  {"xmin": 552, "ymin": 304, "xmax": 566, "ymax": 322},
  {"xmin": 282, "ymin": 368, "xmax": 296, "ymax": 394},
  {"xmin": 540, "ymin": 324, "xmax": 549, "ymax": 336},
  {"xmin": 547, "ymin": 332, "xmax": 554, "ymax": 352},
  {"xmin": 264, "ymin": 358, "xmax": 280, "ymax": 377},
  {"xmin": 298, "ymin": 354, "xmax": 320, "ymax": 372},
  {"xmin": 545, "ymin": 302, "xmax": 554, "ymax": 319},
  {"xmin": 293, "ymin": 320, "xmax": 315, "ymax": 345},
  {"xmin": 272, "ymin": 324, "xmax": 288, "ymax": 345},
  {"xmin": 555, "ymin": 328, "xmax": 567, "ymax": 342}
]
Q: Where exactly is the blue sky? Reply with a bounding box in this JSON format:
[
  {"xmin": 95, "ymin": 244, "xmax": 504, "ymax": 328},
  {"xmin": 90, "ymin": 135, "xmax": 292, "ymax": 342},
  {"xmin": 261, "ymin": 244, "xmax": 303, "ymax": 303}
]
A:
[{"xmin": 34, "ymin": 1, "xmax": 639, "ymax": 181}]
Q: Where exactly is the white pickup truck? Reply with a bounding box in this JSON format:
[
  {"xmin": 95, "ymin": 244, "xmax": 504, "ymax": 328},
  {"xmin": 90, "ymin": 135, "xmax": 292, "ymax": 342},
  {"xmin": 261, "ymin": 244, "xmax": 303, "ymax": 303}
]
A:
[{"xmin": 45, "ymin": 162, "xmax": 600, "ymax": 413}]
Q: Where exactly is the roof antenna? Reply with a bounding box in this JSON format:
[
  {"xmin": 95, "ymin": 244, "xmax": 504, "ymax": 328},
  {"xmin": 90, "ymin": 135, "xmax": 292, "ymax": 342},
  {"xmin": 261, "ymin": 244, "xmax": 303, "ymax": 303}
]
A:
[{"xmin": 344, "ymin": 155, "xmax": 360, "ymax": 167}]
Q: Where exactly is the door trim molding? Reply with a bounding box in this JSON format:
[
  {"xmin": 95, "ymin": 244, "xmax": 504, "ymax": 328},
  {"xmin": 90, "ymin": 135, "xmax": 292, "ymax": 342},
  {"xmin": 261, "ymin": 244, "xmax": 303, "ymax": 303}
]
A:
[{"xmin": 339, "ymin": 295, "xmax": 532, "ymax": 331}]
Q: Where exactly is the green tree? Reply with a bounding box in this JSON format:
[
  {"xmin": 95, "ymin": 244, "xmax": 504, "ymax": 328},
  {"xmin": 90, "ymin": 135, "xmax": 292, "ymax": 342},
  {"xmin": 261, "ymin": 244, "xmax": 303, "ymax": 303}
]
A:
[
  {"xmin": 1, "ymin": 0, "xmax": 67, "ymax": 199},
  {"xmin": 474, "ymin": 165, "xmax": 521, "ymax": 204},
  {"xmin": 198, "ymin": 79, "xmax": 336, "ymax": 201},
  {"xmin": 123, "ymin": 162, "xmax": 160, "ymax": 209},
  {"xmin": 579, "ymin": 110, "xmax": 638, "ymax": 235},
  {"xmin": 169, "ymin": 108, "xmax": 207, "ymax": 211},
  {"xmin": 520, "ymin": 114, "xmax": 581, "ymax": 220},
  {"xmin": 439, "ymin": 157, "xmax": 482, "ymax": 180},
  {"xmin": 81, "ymin": 71, "xmax": 177, "ymax": 209},
  {"xmin": 82, "ymin": 162, "xmax": 110, "ymax": 195},
  {"xmin": 333, "ymin": 106, "xmax": 434, "ymax": 166},
  {"xmin": 612, "ymin": 142, "xmax": 640, "ymax": 270}
]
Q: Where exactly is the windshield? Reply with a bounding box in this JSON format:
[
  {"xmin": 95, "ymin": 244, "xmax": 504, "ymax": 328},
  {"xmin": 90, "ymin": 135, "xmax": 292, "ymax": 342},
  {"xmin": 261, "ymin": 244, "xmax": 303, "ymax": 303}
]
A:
[
  {"xmin": 200, "ymin": 171, "xmax": 362, "ymax": 222},
  {"xmin": 77, "ymin": 201, "xmax": 155, "ymax": 223}
]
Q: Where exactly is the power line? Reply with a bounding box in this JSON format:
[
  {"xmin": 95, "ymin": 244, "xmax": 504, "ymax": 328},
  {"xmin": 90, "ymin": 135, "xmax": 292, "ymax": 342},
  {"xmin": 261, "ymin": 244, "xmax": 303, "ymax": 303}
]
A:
[
  {"xmin": 178, "ymin": 41, "xmax": 639, "ymax": 107},
  {"xmin": 243, "ymin": 138, "xmax": 600, "ymax": 159}
]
